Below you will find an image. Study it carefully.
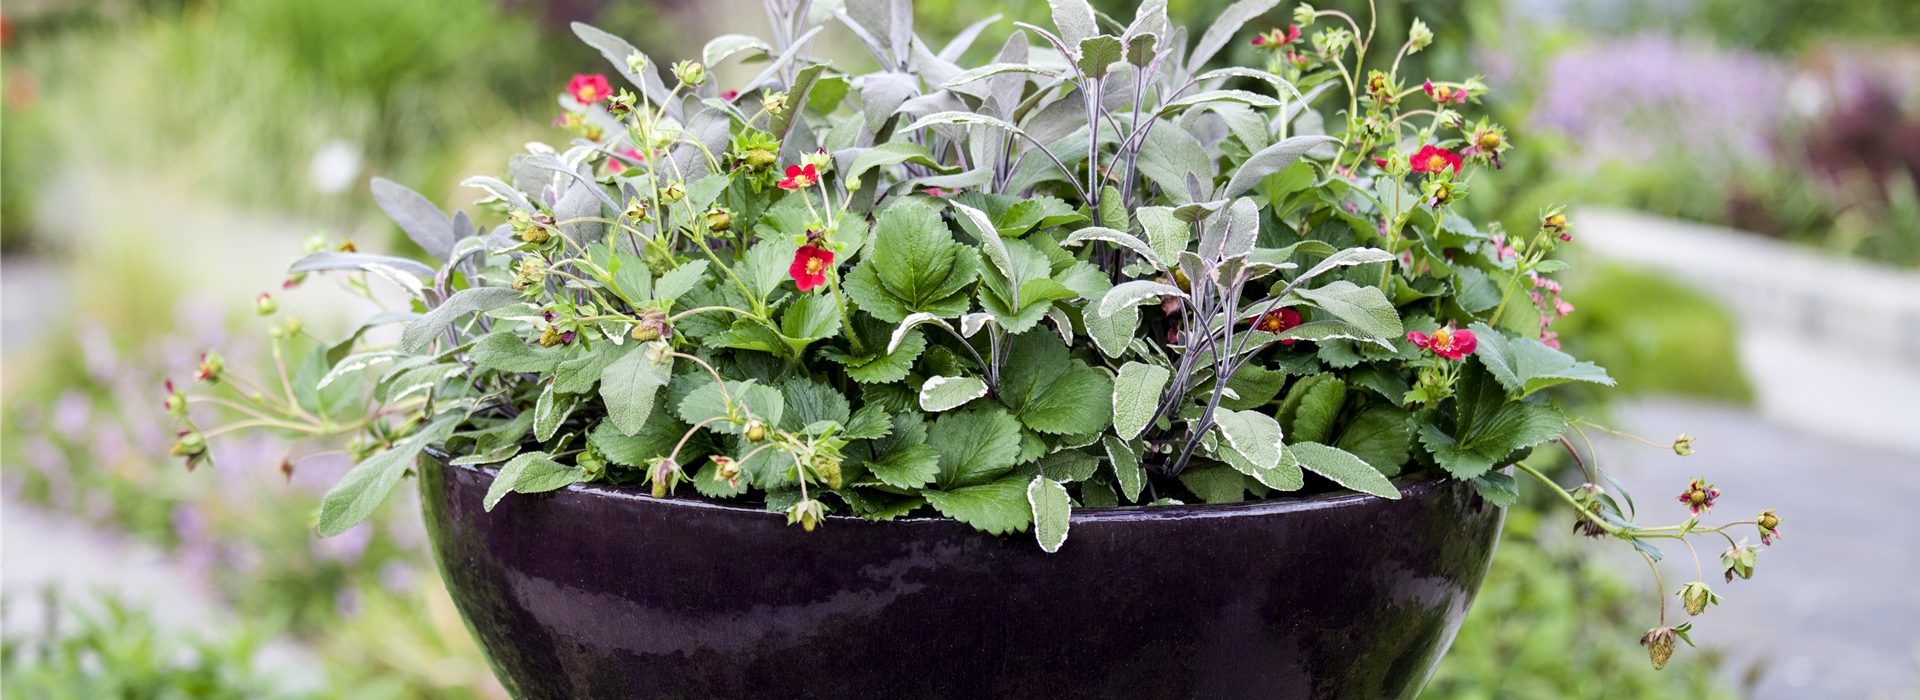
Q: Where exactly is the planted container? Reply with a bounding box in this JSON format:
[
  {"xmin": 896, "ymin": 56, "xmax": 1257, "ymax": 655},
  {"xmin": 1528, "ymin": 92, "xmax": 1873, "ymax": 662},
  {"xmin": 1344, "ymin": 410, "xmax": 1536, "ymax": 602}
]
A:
[{"xmin": 170, "ymin": 0, "xmax": 1783, "ymax": 692}]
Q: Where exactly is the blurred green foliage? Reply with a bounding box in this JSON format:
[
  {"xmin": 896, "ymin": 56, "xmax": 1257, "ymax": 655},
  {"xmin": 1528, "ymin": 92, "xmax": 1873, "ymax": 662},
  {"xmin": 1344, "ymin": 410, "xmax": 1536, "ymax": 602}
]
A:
[
  {"xmin": 2, "ymin": 592, "xmax": 298, "ymax": 700},
  {"xmin": 1555, "ymin": 265, "xmax": 1752, "ymax": 403}
]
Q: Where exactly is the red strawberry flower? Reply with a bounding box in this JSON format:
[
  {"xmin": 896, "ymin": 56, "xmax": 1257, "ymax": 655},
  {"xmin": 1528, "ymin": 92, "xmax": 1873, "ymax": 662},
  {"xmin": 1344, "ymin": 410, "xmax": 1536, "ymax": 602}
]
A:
[
  {"xmin": 607, "ymin": 148, "xmax": 644, "ymax": 174},
  {"xmin": 1408, "ymin": 323, "xmax": 1476, "ymax": 359},
  {"xmin": 777, "ymin": 164, "xmax": 819, "ymax": 190},
  {"xmin": 1409, "ymin": 145, "xmax": 1463, "ymax": 175},
  {"xmin": 1423, "ymin": 80, "xmax": 1468, "ymax": 105},
  {"xmin": 1676, "ymin": 478, "xmax": 1720, "ymax": 516},
  {"xmin": 1251, "ymin": 25, "xmax": 1301, "ymax": 48},
  {"xmin": 567, "ymin": 74, "xmax": 612, "ymax": 104},
  {"xmin": 790, "ymin": 245, "xmax": 835, "ymax": 291},
  {"xmin": 1251, "ymin": 308, "xmax": 1302, "ymax": 344}
]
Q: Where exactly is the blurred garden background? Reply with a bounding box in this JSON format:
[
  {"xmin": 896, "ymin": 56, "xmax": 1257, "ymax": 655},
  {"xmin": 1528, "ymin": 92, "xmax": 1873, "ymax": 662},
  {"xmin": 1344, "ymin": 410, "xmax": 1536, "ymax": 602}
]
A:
[{"xmin": 2, "ymin": 0, "xmax": 1917, "ymax": 697}]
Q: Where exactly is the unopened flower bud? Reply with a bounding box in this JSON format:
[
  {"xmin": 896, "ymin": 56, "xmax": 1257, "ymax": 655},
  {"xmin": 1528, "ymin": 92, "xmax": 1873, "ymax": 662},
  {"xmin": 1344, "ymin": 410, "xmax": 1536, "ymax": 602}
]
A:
[
  {"xmin": 672, "ymin": 60, "xmax": 707, "ymax": 87},
  {"xmin": 164, "ymin": 379, "xmax": 189, "ymax": 418},
  {"xmin": 645, "ymin": 339, "xmax": 673, "ymax": 365},
  {"xmin": 649, "ymin": 457, "xmax": 678, "ymax": 498},
  {"xmin": 1756, "ymin": 509, "xmax": 1783, "ymax": 545},
  {"xmin": 508, "ymin": 208, "xmax": 533, "ymax": 232},
  {"xmin": 1672, "ymin": 432, "xmax": 1695, "ymax": 456},
  {"xmin": 1720, "ymin": 542, "xmax": 1758, "ymax": 582},
  {"xmin": 607, "ymin": 90, "xmax": 637, "ymax": 117},
  {"xmin": 659, "ymin": 181, "xmax": 687, "ymax": 203},
  {"xmin": 1407, "ymin": 18, "xmax": 1434, "ymax": 52},
  {"xmin": 255, "ymin": 293, "xmax": 277, "ymax": 315},
  {"xmin": 195, "ymin": 351, "xmax": 225, "ymax": 383},
  {"xmin": 625, "ymin": 51, "xmax": 647, "ymax": 75},
  {"xmin": 710, "ymin": 455, "xmax": 742, "ymax": 489},
  {"xmin": 704, "ymin": 207, "xmax": 733, "ymax": 233},
  {"xmin": 513, "ymin": 257, "xmax": 548, "ymax": 291},
  {"xmin": 762, "ymin": 91, "xmax": 788, "ymax": 114},
  {"xmin": 170, "ymin": 430, "xmax": 207, "ymax": 471},
  {"xmin": 1293, "ymin": 3, "xmax": 1316, "ymax": 26},
  {"xmin": 282, "ymin": 315, "xmax": 301, "ymax": 337},
  {"xmin": 801, "ymin": 148, "xmax": 832, "ymax": 172},
  {"xmin": 744, "ymin": 421, "xmax": 767, "ymax": 443},
  {"xmin": 787, "ymin": 497, "xmax": 825, "ymax": 532}
]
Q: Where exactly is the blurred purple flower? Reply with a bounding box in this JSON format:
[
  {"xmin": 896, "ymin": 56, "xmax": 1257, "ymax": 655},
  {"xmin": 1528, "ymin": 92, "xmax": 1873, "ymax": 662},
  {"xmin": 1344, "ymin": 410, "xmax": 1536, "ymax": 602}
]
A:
[
  {"xmin": 1532, "ymin": 37, "xmax": 1785, "ymax": 168},
  {"xmin": 52, "ymin": 390, "xmax": 92, "ymax": 443},
  {"xmin": 379, "ymin": 561, "xmax": 417, "ymax": 594},
  {"xmin": 313, "ymin": 521, "xmax": 374, "ymax": 564}
]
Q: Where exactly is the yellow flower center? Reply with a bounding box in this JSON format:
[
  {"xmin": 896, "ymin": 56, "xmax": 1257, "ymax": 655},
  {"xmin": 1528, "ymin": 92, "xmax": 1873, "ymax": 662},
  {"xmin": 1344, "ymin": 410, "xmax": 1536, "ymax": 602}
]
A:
[
  {"xmin": 1478, "ymin": 132, "xmax": 1502, "ymax": 149},
  {"xmin": 1431, "ymin": 328, "xmax": 1451, "ymax": 347},
  {"xmin": 806, "ymin": 258, "xmax": 824, "ymax": 274},
  {"xmin": 1428, "ymin": 155, "xmax": 1448, "ymax": 171}
]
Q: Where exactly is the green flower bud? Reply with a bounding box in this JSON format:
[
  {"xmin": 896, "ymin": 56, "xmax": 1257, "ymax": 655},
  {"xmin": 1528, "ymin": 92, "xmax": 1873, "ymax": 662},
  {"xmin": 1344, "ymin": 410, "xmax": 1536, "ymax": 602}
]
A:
[
  {"xmin": 659, "ymin": 181, "xmax": 687, "ymax": 204},
  {"xmin": 672, "ymin": 60, "xmax": 707, "ymax": 87},
  {"xmin": 625, "ymin": 51, "xmax": 647, "ymax": 75},
  {"xmin": 1293, "ymin": 3, "xmax": 1317, "ymax": 26},
  {"xmin": 744, "ymin": 421, "xmax": 767, "ymax": 443},
  {"xmin": 255, "ymin": 293, "xmax": 277, "ymax": 315},
  {"xmin": 1407, "ymin": 18, "xmax": 1434, "ymax": 53},
  {"xmin": 704, "ymin": 207, "xmax": 733, "ymax": 233},
  {"xmin": 787, "ymin": 498, "xmax": 825, "ymax": 532}
]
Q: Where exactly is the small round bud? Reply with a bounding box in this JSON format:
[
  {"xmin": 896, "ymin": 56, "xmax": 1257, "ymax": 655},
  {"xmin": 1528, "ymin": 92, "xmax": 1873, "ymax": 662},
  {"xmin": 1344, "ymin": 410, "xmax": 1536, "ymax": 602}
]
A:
[
  {"xmin": 163, "ymin": 380, "xmax": 189, "ymax": 419},
  {"xmin": 255, "ymin": 293, "xmax": 277, "ymax": 316},
  {"xmin": 762, "ymin": 91, "xmax": 789, "ymax": 114},
  {"xmin": 1293, "ymin": 3, "xmax": 1316, "ymax": 26},
  {"xmin": 282, "ymin": 316, "xmax": 301, "ymax": 337},
  {"xmin": 1756, "ymin": 509, "xmax": 1783, "ymax": 545},
  {"xmin": 508, "ymin": 209, "xmax": 533, "ymax": 232},
  {"xmin": 624, "ymin": 197, "xmax": 650, "ymax": 222},
  {"xmin": 744, "ymin": 421, "xmax": 767, "ymax": 443},
  {"xmin": 1407, "ymin": 18, "xmax": 1434, "ymax": 52},
  {"xmin": 512, "ymin": 257, "xmax": 549, "ymax": 291},
  {"xmin": 1672, "ymin": 432, "xmax": 1695, "ymax": 456},
  {"xmin": 704, "ymin": 207, "xmax": 733, "ymax": 233},
  {"xmin": 801, "ymin": 148, "xmax": 832, "ymax": 172},
  {"xmin": 787, "ymin": 498, "xmax": 825, "ymax": 532},
  {"xmin": 659, "ymin": 182, "xmax": 687, "ymax": 204},
  {"xmin": 625, "ymin": 51, "xmax": 647, "ymax": 75},
  {"xmin": 195, "ymin": 351, "xmax": 225, "ymax": 383},
  {"xmin": 672, "ymin": 60, "xmax": 707, "ymax": 87}
]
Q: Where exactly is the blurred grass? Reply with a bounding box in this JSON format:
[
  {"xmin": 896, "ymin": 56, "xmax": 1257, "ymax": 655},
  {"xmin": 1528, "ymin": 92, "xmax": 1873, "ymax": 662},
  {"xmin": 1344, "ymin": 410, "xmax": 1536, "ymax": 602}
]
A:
[{"xmin": 1556, "ymin": 265, "xmax": 1753, "ymax": 403}]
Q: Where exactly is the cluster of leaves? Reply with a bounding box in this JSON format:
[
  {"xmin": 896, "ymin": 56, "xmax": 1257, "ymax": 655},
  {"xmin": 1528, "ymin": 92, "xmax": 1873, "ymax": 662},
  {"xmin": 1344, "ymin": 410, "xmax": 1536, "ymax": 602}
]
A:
[{"xmin": 175, "ymin": 0, "xmax": 1618, "ymax": 554}]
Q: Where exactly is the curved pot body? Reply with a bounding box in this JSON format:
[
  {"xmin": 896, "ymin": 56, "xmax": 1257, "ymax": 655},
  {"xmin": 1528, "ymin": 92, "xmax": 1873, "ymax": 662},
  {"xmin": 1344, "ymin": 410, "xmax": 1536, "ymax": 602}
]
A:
[{"xmin": 420, "ymin": 457, "xmax": 1503, "ymax": 700}]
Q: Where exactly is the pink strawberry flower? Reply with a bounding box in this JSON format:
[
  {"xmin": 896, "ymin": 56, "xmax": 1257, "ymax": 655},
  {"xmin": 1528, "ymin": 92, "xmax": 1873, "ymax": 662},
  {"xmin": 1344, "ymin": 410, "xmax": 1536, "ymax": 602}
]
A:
[
  {"xmin": 567, "ymin": 74, "xmax": 612, "ymax": 104},
  {"xmin": 1409, "ymin": 145, "xmax": 1463, "ymax": 175},
  {"xmin": 790, "ymin": 245, "xmax": 834, "ymax": 291},
  {"xmin": 1408, "ymin": 323, "xmax": 1476, "ymax": 359}
]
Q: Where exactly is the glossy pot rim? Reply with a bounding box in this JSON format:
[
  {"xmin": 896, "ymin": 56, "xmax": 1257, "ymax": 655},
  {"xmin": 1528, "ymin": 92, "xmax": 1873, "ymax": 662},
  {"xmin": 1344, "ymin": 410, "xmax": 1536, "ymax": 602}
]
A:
[{"xmin": 432, "ymin": 450, "xmax": 1452, "ymax": 526}]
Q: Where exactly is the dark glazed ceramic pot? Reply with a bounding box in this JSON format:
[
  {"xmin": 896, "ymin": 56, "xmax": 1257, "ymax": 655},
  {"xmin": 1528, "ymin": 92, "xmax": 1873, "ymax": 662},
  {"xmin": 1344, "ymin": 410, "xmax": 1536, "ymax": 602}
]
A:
[{"xmin": 419, "ymin": 456, "xmax": 1504, "ymax": 700}]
